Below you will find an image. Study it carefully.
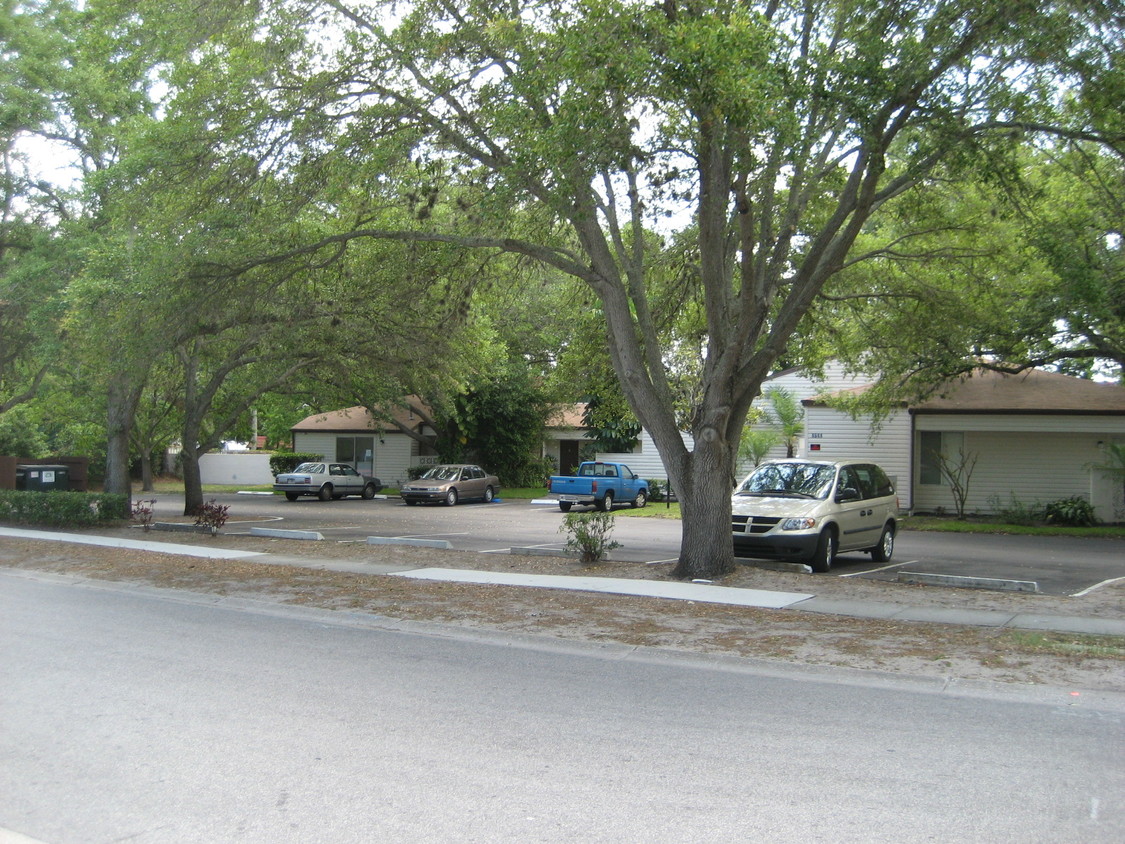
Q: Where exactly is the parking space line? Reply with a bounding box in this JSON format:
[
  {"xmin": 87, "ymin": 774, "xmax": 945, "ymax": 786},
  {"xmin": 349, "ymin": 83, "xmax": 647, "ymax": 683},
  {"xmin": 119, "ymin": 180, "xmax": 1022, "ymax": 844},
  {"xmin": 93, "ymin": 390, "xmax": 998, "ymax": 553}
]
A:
[
  {"xmin": 1071, "ymin": 575, "xmax": 1125, "ymax": 597},
  {"xmin": 839, "ymin": 560, "xmax": 916, "ymax": 578}
]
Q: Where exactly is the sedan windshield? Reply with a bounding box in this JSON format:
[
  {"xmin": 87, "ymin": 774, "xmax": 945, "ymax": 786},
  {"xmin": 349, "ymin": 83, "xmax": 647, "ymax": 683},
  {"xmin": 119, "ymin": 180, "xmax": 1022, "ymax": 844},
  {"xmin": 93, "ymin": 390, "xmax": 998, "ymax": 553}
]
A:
[
  {"xmin": 421, "ymin": 466, "xmax": 461, "ymax": 481},
  {"xmin": 736, "ymin": 463, "xmax": 836, "ymax": 499}
]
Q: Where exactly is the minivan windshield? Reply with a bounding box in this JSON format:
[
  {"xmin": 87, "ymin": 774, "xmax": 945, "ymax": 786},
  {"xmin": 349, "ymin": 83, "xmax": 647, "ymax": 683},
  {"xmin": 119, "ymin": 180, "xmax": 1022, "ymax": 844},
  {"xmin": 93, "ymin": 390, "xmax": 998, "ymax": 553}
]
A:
[{"xmin": 735, "ymin": 462, "xmax": 836, "ymax": 500}]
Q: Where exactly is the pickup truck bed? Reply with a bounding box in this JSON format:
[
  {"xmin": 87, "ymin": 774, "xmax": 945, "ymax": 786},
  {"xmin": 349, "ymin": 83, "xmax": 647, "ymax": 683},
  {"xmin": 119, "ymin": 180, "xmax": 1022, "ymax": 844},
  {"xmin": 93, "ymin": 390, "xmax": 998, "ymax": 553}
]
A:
[{"xmin": 548, "ymin": 462, "xmax": 648, "ymax": 512}]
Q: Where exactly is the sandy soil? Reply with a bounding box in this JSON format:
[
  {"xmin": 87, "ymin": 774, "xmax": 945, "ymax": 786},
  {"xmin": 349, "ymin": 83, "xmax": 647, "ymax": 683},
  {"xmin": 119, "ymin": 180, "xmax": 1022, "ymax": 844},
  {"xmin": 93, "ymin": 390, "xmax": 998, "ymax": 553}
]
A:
[{"xmin": 2, "ymin": 525, "xmax": 1123, "ymax": 692}]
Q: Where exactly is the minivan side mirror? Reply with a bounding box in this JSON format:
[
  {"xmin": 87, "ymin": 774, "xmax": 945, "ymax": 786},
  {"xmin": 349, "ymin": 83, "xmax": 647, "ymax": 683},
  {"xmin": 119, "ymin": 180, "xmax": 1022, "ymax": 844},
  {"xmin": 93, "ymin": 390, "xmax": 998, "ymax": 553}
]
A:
[{"xmin": 836, "ymin": 487, "xmax": 861, "ymax": 502}]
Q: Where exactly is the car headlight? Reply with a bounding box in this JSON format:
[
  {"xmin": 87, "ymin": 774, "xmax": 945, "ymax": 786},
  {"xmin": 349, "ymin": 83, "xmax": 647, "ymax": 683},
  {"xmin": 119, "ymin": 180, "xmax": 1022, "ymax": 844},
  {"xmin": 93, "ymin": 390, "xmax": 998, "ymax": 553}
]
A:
[{"xmin": 780, "ymin": 517, "xmax": 817, "ymax": 531}]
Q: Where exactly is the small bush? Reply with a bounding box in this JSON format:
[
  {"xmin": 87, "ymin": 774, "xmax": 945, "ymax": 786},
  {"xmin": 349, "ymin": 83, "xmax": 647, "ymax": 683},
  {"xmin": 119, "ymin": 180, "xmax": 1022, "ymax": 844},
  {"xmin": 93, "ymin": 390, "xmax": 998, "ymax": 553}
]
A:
[
  {"xmin": 987, "ymin": 494, "xmax": 1043, "ymax": 527},
  {"xmin": 131, "ymin": 498, "xmax": 157, "ymax": 531},
  {"xmin": 269, "ymin": 452, "xmax": 322, "ymax": 475},
  {"xmin": 1043, "ymin": 496, "xmax": 1098, "ymax": 527},
  {"xmin": 647, "ymin": 479, "xmax": 666, "ymax": 502},
  {"xmin": 559, "ymin": 511, "xmax": 621, "ymax": 564},
  {"xmin": 0, "ymin": 490, "xmax": 130, "ymax": 527},
  {"xmin": 193, "ymin": 499, "xmax": 230, "ymax": 534}
]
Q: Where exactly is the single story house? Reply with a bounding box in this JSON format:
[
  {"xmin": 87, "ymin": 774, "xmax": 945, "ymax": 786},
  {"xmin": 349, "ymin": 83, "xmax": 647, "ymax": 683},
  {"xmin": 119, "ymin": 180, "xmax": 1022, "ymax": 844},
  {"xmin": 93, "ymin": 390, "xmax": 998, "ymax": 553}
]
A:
[
  {"xmin": 594, "ymin": 363, "xmax": 1125, "ymax": 523},
  {"xmin": 288, "ymin": 400, "xmax": 594, "ymax": 487}
]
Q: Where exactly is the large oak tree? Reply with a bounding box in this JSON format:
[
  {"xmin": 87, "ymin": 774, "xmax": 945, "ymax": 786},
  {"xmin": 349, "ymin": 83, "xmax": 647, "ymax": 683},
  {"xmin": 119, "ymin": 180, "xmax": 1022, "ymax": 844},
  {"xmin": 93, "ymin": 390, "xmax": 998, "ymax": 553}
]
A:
[{"xmin": 265, "ymin": 0, "xmax": 1118, "ymax": 578}]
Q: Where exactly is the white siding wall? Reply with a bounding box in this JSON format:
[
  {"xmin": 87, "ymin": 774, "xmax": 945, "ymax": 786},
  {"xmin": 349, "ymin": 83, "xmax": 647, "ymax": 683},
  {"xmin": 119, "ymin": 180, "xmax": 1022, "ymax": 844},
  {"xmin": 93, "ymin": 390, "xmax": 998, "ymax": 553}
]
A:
[{"xmin": 596, "ymin": 429, "xmax": 692, "ymax": 481}]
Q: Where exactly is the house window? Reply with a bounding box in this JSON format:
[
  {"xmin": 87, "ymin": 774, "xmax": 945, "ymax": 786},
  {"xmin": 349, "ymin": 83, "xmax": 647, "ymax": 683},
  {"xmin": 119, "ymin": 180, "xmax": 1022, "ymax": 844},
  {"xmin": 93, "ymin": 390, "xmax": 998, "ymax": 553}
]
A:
[
  {"xmin": 919, "ymin": 431, "xmax": 963, "ymax": 485},
  {"xmin": 337, "ymin": 436, "xmax": 375, "ymax": 475}
]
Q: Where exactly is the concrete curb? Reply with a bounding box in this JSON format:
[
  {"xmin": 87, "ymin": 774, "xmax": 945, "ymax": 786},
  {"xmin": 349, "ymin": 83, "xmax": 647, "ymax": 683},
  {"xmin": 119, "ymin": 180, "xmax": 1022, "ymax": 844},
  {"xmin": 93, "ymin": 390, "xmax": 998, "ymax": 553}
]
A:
[
  {"xmin": 249, "ymin": 527, "xmax": 325, "ymax": 541},
  {"xmin": 899, "ymin": 571, "xmax": 1040, "ymax": 593}
]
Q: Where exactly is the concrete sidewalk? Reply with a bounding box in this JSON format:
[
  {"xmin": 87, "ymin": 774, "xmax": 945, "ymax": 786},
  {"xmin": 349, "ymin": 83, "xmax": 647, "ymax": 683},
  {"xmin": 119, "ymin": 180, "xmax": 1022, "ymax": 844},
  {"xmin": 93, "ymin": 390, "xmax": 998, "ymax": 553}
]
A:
[{"xmin": 3, "ymin": 526, "xmax": 1124, "ymax": 638}]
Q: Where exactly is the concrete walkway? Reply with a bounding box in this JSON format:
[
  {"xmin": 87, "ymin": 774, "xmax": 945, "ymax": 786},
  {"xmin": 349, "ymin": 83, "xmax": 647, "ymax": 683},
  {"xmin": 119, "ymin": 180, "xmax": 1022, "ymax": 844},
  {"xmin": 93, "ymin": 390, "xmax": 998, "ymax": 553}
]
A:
[{"xmin": 3, "ymin": 526, "xmax": 1124, "ymax": 638}]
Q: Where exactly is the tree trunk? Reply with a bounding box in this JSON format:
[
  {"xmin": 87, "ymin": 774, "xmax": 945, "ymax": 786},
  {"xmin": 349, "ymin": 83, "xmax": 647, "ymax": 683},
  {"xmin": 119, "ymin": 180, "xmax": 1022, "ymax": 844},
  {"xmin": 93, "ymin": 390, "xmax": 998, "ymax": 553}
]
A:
[
  {"xmin": 104, "ymin": 374, "xmax": 143, "ymax": 516},
  {"xmin": 139, "ymin": 450, "xmax": 155, "ymax": 492},
  {"xmin": 181, "ymin": 448, "xmax": 204, "ymax": 516},
  {"xmin": 670, "ymin": 437, "xmax": 737, "ymax": 580}
]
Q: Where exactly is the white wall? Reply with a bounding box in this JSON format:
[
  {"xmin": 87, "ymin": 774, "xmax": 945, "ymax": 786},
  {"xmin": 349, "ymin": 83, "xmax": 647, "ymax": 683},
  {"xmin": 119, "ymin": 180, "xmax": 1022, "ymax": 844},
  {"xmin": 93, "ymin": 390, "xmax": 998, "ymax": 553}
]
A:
[{"xmin": 198, "ymin": 453, "xmax": 275, "ymax": 485}]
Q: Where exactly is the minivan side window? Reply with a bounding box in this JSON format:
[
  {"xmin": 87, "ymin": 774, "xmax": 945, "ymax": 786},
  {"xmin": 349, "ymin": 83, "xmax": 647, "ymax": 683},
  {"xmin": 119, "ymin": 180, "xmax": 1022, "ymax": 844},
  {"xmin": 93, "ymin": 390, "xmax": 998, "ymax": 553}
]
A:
[{"xmin": 854, "ymin": 464, "xmax": 894, "ymax": 498}]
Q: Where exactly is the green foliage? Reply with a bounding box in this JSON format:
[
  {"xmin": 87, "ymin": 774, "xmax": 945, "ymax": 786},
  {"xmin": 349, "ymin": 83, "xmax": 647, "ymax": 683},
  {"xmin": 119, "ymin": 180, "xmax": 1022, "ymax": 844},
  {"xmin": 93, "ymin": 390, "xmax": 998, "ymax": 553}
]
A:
[
  {"xmin": 0, "ymin": 490, "xmax": 129, "ymax": 526},
  {"xmin": 0, "ymin": 405, "xmax": 50, "ymax": 457},
  {"xmin": 987, "ymin": 494, "xmax": 1044, "ymax": 527},
  {"xmin": 647, "ymin": 478, "xmax": 667, "ymax": 502},
  {"xmin": 559, "ymin": 511, "xmax": 621, "ymax": 565},
  {"xmin": 1043, "ymin": 496, "xmax": 1098, "ymax": 528},
  {"xmin": 269, "ymin": 452, "xmax": 321, "ymax": 475},
  {"xmin": 438, "ymin": 360, "xmax": 550, "ymax": 487}
]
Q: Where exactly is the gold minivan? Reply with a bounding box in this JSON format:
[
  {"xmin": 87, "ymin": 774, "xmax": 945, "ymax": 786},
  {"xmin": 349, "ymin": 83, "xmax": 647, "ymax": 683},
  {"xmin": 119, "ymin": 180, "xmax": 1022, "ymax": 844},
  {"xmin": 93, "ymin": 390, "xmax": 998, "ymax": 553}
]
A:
[{"xmin": 731, "ymin": 460, "xmax": 899, "ymax": 572}]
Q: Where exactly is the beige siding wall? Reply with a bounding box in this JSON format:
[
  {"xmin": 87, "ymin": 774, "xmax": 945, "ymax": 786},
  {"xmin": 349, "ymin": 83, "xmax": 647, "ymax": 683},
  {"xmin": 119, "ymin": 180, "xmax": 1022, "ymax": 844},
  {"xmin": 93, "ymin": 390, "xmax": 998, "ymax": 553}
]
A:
[{"xmin": 911, "ymin": 427, "xmax": 1114, "ymax": 517}]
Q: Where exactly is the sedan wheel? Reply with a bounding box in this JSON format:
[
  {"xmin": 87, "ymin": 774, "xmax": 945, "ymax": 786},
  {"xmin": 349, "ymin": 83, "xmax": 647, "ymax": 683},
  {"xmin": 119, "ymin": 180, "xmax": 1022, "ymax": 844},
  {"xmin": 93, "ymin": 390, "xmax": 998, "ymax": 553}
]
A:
[
  {"xmin": 318, "ymin": 485, "xmax": 333, "ymax": 502},
  {"xmin": 362, "ymin": 484, "xmax": 377, "ymax": 500},
  {"xmin": 445, "ymin": 488, "xmax": 459, "ymax": 506},
  {"xmin": 284, "ymin": 492, "xmax": 299, "ymax": 501},
  {"xmin": 483, "ymin": 486, "xmax": 495, "ymax": 503}
]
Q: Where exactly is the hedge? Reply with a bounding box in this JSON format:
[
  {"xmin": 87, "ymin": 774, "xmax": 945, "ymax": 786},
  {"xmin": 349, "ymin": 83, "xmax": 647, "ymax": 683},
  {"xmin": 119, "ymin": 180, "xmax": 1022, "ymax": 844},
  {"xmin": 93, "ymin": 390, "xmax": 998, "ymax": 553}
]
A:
[{"xmin": 0, "ymin": 490, "xmax": 131, "ymax": 527}]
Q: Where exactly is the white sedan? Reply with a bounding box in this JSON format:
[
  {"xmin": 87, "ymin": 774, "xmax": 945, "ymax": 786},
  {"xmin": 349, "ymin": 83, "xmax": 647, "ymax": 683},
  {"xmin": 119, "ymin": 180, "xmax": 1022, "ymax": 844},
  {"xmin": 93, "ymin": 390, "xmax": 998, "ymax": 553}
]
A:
[{"xmin": 273, "ymin": 462, "xmax": 383, "ymax": 501}]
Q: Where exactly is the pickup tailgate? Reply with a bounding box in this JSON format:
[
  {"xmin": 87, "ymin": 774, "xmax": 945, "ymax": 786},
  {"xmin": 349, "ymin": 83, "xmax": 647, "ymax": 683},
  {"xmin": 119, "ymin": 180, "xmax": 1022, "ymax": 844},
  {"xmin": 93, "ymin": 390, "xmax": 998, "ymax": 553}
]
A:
[{"xmin": 549, "ymin": 476, "xmax": 596, "ymax": 499}]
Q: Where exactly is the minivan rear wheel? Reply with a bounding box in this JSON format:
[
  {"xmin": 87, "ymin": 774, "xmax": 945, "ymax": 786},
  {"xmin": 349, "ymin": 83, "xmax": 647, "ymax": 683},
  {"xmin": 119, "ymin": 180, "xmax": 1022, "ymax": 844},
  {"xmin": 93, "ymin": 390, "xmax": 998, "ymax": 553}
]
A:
[{"xmin": 870, "ymin": 523, "xmax": 895, "ymax": 563}]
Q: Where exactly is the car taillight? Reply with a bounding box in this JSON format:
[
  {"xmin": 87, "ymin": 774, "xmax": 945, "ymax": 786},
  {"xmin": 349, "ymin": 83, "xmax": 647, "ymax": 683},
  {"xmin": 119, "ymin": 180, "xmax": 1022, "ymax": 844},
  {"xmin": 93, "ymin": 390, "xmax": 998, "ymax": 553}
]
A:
[
  {"xmin": 591, "ymin": 480, "xmax": 597, "ymax": 493},
  {"xmin": 547, "ymin": 478, "xmax": 552, "ymax": 492}
]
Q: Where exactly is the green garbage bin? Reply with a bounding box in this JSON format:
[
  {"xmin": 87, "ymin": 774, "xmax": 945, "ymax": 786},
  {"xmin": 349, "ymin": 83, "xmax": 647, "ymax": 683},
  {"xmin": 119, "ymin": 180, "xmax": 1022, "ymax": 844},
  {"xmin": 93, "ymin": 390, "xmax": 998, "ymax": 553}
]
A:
[{"xmin": 16, "ymin": 464, "xmax": 70, "ymax": 491}]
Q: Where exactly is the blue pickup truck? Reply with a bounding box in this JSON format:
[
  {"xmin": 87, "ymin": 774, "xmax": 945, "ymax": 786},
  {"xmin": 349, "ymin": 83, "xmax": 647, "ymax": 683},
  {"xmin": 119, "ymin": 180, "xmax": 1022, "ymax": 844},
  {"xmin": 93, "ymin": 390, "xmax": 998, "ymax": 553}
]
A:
[{"xmin": 547, "ymin": 461, "xmax": 649, "ymax": 512}]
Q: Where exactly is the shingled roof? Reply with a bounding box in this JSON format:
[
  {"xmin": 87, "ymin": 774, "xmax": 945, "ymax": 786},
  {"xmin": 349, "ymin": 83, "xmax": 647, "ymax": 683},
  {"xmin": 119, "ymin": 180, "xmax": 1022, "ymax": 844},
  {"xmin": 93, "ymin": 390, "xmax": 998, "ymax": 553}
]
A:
[
  {"xmin": 910, "ymin": 368, "xmax": 1125, "ymax": 415},
  {"xmin": 290, "ymin": 400, "xmax": 431, "ymax": 433}
]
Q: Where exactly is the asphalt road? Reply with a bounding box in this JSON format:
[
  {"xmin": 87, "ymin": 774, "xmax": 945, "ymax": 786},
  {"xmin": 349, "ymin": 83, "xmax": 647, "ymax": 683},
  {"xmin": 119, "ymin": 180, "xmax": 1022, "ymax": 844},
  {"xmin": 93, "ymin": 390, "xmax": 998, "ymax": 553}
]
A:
[
  {"xmin": 143, "ymin": 492, "xmax": 1124, "ymax": 597},
  {"xmin": 3, "ymin": 572, "xmax": 1123, "ymax": 843}
]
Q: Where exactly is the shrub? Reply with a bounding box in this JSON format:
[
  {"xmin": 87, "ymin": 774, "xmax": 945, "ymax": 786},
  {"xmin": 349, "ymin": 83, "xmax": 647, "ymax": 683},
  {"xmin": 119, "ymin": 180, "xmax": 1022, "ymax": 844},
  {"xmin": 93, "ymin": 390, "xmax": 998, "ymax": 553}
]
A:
[
  {"xmin": 559, "ymin": 511, "xmax": 621, "ymax": 564},
  {"xmin": 131, "ymin": 499, "xmax": 157, "ymax": 531},
  {"xmin": 1043, "ymin": 496, "xmax": 1098, "ymax": 527},
  {"xmin": 987, "ymin": 494, "xmax": 1043, "ymax": 527},
  {"xmin": 193, "ymin": 499, "xmax": 230, "ymax": 534},
  {"xmin": 269, "ymin": 452, "xmax": 322, "ymax": 475},
  {"xmin": 647, "ymin": 479, "xmax": 666, "ymax": 502},
  {"xmin": 0, "ymin": 490, "xmax": 130, "ymax": 527}
]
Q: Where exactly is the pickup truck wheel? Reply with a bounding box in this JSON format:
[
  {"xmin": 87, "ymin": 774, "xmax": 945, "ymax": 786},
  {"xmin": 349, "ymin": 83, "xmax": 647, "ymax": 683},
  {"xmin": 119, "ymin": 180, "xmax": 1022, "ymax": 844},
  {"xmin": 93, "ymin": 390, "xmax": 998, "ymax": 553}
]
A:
[
  {"xmin": 444, "ymin": 488, "xmax": 459, "ymax": 506},
  {"xmin": 598, "ymin": 490, "xmax": 614, "ymax": 512},
  {"xmin": 631, "ymin": 490, "xmax": 647, "ymax": 509},
  {"xmin": 558, "ymin": 502, "xmax": 572, "ymax": 513},
  {"xmin": 318, "ymin": 485, "xmax": 333, "ymax": 502}
]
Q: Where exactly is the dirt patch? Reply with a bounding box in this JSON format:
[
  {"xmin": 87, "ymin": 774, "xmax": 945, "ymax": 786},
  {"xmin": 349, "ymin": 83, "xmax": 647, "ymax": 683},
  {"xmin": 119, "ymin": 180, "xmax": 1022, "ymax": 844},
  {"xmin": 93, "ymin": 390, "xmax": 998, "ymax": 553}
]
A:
[{"xmin": 3, "ymin": 526, "xmax": 1123, "ymax": 692}]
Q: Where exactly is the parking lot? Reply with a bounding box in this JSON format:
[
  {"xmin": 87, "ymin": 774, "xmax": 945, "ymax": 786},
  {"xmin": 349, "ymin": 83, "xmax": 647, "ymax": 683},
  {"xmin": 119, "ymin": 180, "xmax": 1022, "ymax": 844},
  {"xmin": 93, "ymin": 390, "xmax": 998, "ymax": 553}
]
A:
[{"xmin": 145, "ymin": 492, "xmax": 1124, "ymax": 598}]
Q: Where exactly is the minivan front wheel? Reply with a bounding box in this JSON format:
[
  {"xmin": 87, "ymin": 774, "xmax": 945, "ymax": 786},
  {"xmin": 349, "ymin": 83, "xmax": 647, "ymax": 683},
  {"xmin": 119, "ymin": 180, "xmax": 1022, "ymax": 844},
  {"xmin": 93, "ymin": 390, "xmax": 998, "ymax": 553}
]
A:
[
  {"xmin": 870, "ymin": 523, "xmax": 895, "ymax": 563},
  {"xmin": 810, "ymin": 528, "xmax": 837, "ymax": 573}
]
